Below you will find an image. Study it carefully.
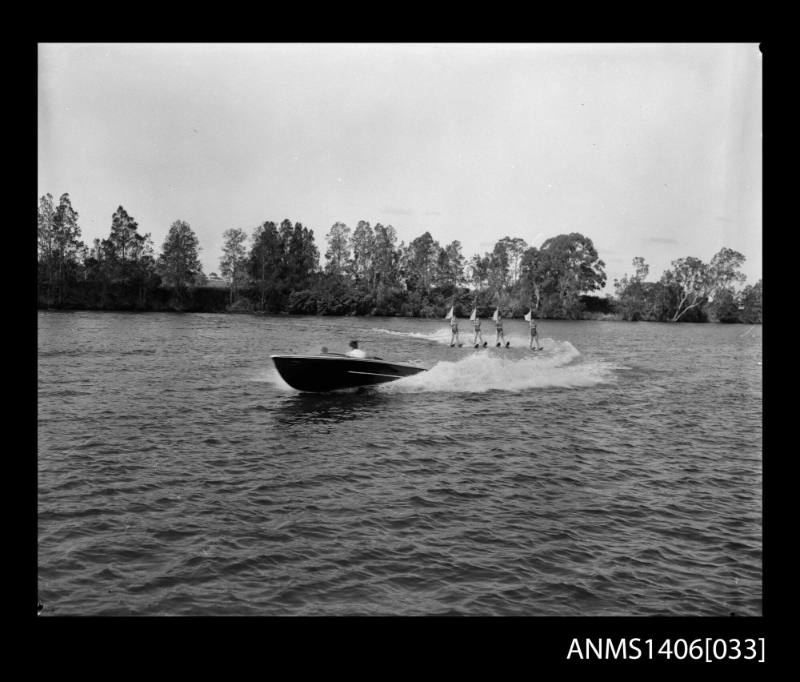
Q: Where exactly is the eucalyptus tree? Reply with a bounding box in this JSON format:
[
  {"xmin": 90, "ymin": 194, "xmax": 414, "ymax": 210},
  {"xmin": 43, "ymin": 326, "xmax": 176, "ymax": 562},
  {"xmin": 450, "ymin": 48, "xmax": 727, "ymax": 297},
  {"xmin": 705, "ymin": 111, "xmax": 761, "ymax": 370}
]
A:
[
  {"xmin": 302, "ymin": 226, "xmax": 320, "ymax": 280},
  {"xmin": 631, "ymin": 256, "xmax": 649, "ymax": 282},
  {"xmin": 708, "ymin": 248, "xmax": 747, "ymax": 294},
  {"xmin": 369, "ymin": 223, "xmax": 403, "ymax": 310},
  {"xmin": 487, "ymin": 241, "xmax": 511, "ymax": 295},
  {"xmin": 518, "ymin": 246, "xmax": 541, "ymax": 311},
  {"xmin": 287, "ymin": 221, "xmax": 319, "ymax": 289},
  {"xmin": 105, "ymin": 206, "xmax": 139, "ymax": 276},
  {"xmin": 402, "ymin": 231, "xmax": 439, "ymax": 293},
  {"xmin": 249, "ymin": 221, "xmax": 282, "ymax": 309},
  {"xmin": 324, "ymin": 222, "xmax": 352, "ymax": 277},
  {"xmin": 662, "ymin": 247, "xmax": 747, "ymax": 322},
  {"xmin": 468, "ymin": 254, "xmax": 490, "ymax": 293},
  {"xmin": 278, "ymin": 218, "xmax": 294, "ymax": 280},
  {"xmin": 53, "ymin": 194, "xmax": 83, "ymax": 279},
  {"xmin": 660, "ymin": 256, "xmax": 712, "ymax": 322},
  {"xmin": 157, "ymin": 220, "xmax": 203, "ymax": 291},
  {"xmin": 435, "ymin": 247, "xmax": 450, "ymax": 289},
  {"xmin": 219, "ymin": 228, "xmax": 249, "ymax": 304},
  {"xmin": 613, "ymin": 256, "xmax": 651, "ymax": 321},
  {"xmin": 37, "ymin": 193, "xmax": 56, "ymax": 297},
  {"xmin": 100, "ymin": 206, "xmax": 157, "ymax": 304},
  {"xmin": 498, "ymin": 236, "xmax": 528, "ymax": 287},
  {"xmin": 37, "ymin": 193, "xmax": 85, "ymax": 305},
  {"xmin": 351, "ymin": 220, "xmax": 375, "ymax": 285},
  {"xmin": 536, "ymin": 233, "xmax": 606, "ymax": 317},
  {"xmin": 372, "ymin": 223, "xmax": 400, "ymax": 288},
  {"xmin": 440, "ymin": 240, "xmax": 466, "ymax": 289},
  {"xmin": 127, "ymin": 231, "xmax": 157, "ymax": 306},
  {"xmin": 37, "ymin": 193, "xmax": 56, "ymax": 259}
]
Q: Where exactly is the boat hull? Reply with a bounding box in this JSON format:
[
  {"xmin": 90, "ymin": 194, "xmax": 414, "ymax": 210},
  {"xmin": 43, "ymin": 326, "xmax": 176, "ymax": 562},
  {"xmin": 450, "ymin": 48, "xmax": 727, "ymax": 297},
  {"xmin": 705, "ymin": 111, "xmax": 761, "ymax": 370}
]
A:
[{"xmin": 271, "ymin": 354, "xmax": 426, "ymax": 392}]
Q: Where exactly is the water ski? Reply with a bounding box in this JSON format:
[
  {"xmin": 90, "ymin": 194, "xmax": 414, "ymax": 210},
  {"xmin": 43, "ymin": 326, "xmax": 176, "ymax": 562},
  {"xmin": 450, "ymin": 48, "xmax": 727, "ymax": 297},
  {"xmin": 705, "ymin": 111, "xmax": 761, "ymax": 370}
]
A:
[
  {"xmin": 505, "ymin": 341, "xmax": 510, "ymax": 348},
  {"xmin": 495, "ymin": 342, "xmax": 501, "ymax": 347},
  {"xmin": 474, "ymin": 344, "xmax": 479, "ymax": 348},
  {"xmin": 482, "ymin": 342, "xmax": 487, "ymax": 348}
]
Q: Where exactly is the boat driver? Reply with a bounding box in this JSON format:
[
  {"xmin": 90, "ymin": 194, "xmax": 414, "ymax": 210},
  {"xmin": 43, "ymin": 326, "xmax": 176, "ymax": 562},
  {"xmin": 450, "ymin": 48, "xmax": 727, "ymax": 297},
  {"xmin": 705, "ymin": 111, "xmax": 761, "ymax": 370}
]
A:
[{"xmin": 346, "ymin": 340, "xmax": 367, "ymax": 358}]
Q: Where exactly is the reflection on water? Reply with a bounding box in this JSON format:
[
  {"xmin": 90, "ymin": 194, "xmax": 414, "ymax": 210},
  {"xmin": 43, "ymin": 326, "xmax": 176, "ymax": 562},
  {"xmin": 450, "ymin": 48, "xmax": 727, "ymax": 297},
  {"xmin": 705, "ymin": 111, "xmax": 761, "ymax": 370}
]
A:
[{"xmin": 272, "ymin": 389, "xmax": 390, "ymax": 425}]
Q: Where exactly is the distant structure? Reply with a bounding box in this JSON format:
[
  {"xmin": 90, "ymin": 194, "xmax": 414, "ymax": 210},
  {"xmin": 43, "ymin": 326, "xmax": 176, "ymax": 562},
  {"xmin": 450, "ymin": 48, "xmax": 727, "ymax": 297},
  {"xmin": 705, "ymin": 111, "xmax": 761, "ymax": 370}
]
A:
[{"xmin": 206, "ymin": 272, "xmax": 227, "ymax": 289}]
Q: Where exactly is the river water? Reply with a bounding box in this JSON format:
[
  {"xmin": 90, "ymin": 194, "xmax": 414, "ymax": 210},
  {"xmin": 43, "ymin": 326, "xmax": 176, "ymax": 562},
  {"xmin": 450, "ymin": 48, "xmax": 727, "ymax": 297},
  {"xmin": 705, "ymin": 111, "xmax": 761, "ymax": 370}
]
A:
[{"xmin": 37, "ymin": 311, "xmax": 762, "ymax": 616}]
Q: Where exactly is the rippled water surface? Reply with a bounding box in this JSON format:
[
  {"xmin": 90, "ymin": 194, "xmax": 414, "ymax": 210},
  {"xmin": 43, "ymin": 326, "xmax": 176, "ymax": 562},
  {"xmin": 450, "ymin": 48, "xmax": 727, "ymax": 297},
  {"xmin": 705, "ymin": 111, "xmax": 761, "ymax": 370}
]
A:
[{"xmin": 38, "ymin": 312, "xmax": 762, "ymax": 616}]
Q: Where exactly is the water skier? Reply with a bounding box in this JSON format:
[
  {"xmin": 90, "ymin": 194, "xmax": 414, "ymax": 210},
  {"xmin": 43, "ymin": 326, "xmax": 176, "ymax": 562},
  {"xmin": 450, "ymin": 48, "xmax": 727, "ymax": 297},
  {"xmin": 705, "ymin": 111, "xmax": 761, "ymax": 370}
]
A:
[
  {"xmin": 493, "ymin": 308, "xmax": 509, "ymax": 347},
  {"xmin": 525, "ymin": 309, "xmax": 542, "ymax": 350},
  {"xmin": 446, "ymin": 306, "xmax": 462, "ymax": 347},
  {"xmin": 470, "ymin": 308, "xmax": 487, "ymax": 348}
]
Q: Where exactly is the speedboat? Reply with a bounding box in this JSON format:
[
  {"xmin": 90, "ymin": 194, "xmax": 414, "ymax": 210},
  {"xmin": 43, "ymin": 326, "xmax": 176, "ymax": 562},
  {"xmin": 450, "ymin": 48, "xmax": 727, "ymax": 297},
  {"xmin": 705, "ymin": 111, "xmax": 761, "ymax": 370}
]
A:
[{"xmin": 271, "ymin": 353, "xmax": 426, "ymax": 392}]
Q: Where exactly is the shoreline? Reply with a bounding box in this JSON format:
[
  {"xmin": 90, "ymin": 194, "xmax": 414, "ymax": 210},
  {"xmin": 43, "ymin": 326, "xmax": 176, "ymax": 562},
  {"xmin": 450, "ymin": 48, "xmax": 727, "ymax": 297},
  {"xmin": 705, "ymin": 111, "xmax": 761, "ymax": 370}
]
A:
[{"xmin": 36, "ymin": 307, "xmax": 761, "ymax": 324}]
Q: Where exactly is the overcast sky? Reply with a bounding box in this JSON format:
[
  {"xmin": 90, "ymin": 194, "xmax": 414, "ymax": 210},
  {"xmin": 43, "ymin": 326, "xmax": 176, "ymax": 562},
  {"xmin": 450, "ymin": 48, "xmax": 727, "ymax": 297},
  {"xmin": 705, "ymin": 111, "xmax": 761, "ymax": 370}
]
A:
[{"xmin": 38, "ymin": 43, "xmax": 762, "ymax": 291}]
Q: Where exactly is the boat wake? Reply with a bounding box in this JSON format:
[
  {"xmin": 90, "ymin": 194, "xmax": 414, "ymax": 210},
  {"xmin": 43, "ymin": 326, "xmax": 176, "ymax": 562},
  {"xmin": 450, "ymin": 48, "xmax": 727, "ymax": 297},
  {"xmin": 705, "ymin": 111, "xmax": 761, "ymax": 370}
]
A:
[
  {"xmin": 380, "ymin": 341, "xmax": 619, "ymax": 393},
  {"xmin": 371, "ymin": 327, "xmax": 453, "ymax": 345},
  {"xmin": 250, "ymin": 366, "xmax": 296, "ymax": 392}
]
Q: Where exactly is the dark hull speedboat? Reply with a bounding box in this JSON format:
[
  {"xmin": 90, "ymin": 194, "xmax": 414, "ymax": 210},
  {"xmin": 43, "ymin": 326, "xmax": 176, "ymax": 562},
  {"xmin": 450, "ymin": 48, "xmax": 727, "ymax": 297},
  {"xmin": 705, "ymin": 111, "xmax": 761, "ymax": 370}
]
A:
[{"xmin": 271, "ymin": 354, "xmax": 426, "ymax": 392}]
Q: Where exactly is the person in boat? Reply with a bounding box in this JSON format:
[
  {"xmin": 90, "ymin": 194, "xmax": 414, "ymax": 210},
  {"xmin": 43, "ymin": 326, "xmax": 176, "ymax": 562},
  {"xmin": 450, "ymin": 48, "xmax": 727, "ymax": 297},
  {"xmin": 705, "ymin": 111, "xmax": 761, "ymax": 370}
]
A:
[
  {"xmin": 494, "ymin": 310, "xmax": 506, "ymax": 347},
  {"xmin": 346, "ymin": 340, "xmax": 366, "ymax": 358},
  {"xmin": 471, "ymin": 311, "xmax": 485, "ymax": 348}
]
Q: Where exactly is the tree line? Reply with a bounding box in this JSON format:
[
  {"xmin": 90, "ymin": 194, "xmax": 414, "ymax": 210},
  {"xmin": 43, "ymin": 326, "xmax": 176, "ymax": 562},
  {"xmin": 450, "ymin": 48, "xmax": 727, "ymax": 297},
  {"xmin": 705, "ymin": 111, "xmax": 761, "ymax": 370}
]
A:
[
  {"xmin": 37, "ymin": 192, "xmax": 761, "ymax": 323},
  {"xmin": 38, "ymin": 194, "xmax": 206, "ymax": 311},
  {"xmin": 613, "ymin": 253, "xmax": 762, "ymax": 323}
]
